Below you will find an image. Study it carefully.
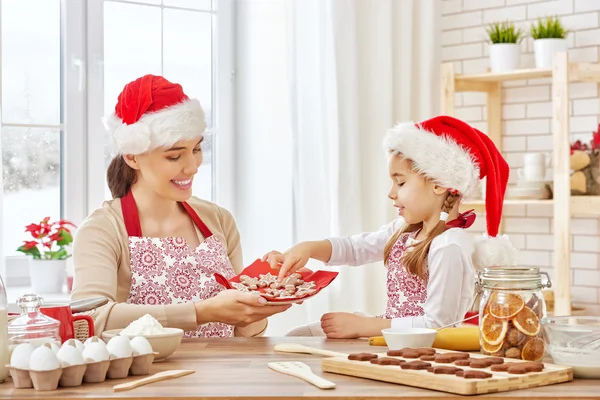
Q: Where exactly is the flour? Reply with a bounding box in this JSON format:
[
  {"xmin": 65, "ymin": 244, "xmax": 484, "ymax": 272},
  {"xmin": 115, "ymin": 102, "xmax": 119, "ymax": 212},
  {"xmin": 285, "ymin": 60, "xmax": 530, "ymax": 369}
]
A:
[{"xmin": 121, "ymin": 314, "xmax": 165, "ymax": 336}]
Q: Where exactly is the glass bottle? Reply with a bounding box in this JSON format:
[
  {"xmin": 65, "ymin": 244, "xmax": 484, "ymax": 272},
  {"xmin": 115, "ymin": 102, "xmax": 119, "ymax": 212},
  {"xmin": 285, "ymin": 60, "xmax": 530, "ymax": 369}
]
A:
[{"xmin": 477, "ymin": 266, "xmax": 552, "ymax": 361}]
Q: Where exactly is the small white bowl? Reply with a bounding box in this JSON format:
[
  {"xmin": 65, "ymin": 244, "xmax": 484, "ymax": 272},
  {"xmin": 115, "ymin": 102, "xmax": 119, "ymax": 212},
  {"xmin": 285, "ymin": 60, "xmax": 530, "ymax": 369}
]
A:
[{"xmin": 381, "ymin": 328, "xmax": 437, "ymax": 350}]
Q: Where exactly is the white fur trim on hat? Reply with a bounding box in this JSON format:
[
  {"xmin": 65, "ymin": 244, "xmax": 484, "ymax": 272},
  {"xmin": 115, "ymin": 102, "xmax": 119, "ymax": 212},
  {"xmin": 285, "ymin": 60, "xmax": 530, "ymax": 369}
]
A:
[
  {"xmin": 383, "ymin": 122, "xmax": 480, "ymax": 196},
  {"xmin": 472, "ymin": 234, "xmax": 518, "ymax": 269},
  {"xmin": 103, "ymin": 98, "xmax": 207, "ymax": 155}
]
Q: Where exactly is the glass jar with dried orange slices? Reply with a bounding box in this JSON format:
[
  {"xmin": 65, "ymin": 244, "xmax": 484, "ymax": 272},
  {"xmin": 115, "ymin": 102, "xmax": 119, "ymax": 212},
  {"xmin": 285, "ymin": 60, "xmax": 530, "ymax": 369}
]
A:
[{"xmin": 477, "ymin": 267, "xmax": 552, "ymax": 362}]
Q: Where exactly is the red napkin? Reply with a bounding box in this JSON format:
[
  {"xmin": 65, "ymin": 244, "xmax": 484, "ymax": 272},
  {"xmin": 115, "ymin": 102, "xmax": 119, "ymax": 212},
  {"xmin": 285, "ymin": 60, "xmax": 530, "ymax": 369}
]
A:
[{"xmin": 214, "ymin": 259, "xmax": 339, "ymax": 302}]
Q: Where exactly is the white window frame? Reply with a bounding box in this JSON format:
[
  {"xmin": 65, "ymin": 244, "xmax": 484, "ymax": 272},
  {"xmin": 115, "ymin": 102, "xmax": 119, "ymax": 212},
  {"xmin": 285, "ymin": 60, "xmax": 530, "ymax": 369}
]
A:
[
  {"xmin": 4, "ymin": 0, "xmax": 88, "ymax": 285},
  {"xmin": 5, "ymin": 0, "xmax": 237, "ymax": 287}
]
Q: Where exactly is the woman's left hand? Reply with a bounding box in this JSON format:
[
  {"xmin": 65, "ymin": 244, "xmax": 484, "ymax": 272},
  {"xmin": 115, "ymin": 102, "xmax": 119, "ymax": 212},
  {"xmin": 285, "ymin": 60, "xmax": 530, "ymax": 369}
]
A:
[{"xmin": 320, "ymin": 312, "xmax": 364, "ymax": 339}]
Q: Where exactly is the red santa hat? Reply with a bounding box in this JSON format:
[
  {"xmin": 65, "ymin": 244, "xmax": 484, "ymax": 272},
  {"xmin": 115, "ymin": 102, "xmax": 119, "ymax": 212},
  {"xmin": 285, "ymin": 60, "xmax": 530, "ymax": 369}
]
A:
[
  {"xmin": 103, "ymin": 74, "xmax": 206, "ymax": 155},
  {"xmin": 383, "ymin": 115, "xmax": 517, "ymax": 269}
]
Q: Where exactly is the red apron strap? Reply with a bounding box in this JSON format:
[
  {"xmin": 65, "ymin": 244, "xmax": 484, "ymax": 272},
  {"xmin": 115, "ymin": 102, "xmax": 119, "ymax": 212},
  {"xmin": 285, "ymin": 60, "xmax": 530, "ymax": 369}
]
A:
[
  {"xmin": 120, "ymin": 191, "xmax": 213, "ymax": 239},
  {"xmin": 121, "ymin": 191, "xmax": 143, "ymax": 237},
  {"xmin": 182, "ymin": 202, "xmax": 213, "ymax": 239}
]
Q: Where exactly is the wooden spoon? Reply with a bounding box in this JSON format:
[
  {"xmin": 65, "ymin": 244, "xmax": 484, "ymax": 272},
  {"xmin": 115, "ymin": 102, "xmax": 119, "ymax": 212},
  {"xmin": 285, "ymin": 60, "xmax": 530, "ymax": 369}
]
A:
[
  {"xmin": 113, "ymin": 370, "xmax": 195, "ymax": 392},
  {"xmin": 273, "ymin": 343, "xmax": 347, "ymax": 358}
]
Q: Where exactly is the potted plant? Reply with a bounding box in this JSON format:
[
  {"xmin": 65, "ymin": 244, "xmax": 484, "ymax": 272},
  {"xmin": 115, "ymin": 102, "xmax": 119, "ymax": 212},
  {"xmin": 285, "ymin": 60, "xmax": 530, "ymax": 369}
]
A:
[
  {"xmin": 531, "ymin": 16, "xmax": 569, "ymax": 68},
  {"xmin": 17, "ymin": 217, "xmax": 76, "ymax": 293},
  {"xmin": 486, "ymin": 20, "xmax": 524, "ymax": 72}
]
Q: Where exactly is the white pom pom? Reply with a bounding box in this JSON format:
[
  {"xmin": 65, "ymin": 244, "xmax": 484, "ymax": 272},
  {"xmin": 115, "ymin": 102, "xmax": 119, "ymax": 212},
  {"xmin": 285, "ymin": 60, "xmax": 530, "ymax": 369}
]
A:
[{"xmin": 473, "ymin": 234, "xmax": 518, "ymax": 269}]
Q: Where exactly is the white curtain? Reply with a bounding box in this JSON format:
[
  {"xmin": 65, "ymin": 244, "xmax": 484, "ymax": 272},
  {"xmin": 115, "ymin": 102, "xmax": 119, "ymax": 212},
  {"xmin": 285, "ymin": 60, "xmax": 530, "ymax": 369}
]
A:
[{"xmin": 235, "ymin": 0, "xmax": 441, "ymax": 335}]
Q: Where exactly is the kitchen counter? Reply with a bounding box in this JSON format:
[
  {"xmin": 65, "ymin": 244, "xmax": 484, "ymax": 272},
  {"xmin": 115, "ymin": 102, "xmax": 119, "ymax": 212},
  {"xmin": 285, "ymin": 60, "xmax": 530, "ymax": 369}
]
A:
[{"xmin": 1, "ymin": 337, "xmax": 598, "ymax": 399}]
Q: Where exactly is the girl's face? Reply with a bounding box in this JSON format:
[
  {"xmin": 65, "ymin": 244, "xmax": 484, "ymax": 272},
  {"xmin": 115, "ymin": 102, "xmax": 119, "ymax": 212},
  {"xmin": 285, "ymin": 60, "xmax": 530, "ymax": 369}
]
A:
[
  {"xmin": 125, "ymin": 137, "xmax": 203, "ymax": 202},
  {"xmin": 387, "ymin": 154, "xmax": 447, "ymax": 225}
]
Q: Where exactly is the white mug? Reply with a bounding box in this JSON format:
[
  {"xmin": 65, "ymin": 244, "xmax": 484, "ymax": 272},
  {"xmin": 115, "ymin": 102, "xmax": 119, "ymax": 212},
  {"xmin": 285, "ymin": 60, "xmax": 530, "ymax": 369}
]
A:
[
  {"xmin": 524, "ymin": 152, "xmax": 546, "ymax": 167},
  {"xmin": 518, "ymin": 166, "xmax": 546, "ymax": 182}
]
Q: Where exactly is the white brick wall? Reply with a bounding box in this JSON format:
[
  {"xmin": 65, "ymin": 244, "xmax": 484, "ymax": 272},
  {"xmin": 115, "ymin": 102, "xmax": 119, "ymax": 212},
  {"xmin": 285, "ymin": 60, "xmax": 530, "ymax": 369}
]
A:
[{"xmin": 442, "ymin": 0, "xmax": 600, "ymax": 314}]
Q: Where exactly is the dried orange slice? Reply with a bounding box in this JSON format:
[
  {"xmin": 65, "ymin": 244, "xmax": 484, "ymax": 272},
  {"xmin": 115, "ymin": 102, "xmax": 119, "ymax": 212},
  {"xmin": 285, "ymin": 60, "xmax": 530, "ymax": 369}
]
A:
[
  {"xmin": 481, "ymin": 313, "xmax": 508, "ymax": 346},
  {"xmin": 490, "ymin": 293, "xmax": 525, "ymax": 319},
  {"xmin": 522, "ymin": 337, "xmax": 545, "ymax": 361},
  {"xmin": 512, "ymin": 306, "xmax": 541, "ymax": 336},
  {"xmin": 481, "ymin": 339, "xmax": 503, "ymax": 354}
]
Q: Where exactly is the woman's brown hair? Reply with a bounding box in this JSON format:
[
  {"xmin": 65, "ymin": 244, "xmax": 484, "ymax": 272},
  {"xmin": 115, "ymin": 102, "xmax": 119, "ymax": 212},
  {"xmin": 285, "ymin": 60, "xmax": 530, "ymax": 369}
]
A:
[
  {"xmin": 383, "ymin": 190, "xmax": 461, "ymax": 281},
  {"xmin": 107, "ymin": 156, "xmax": 137, "ymax": 198}
]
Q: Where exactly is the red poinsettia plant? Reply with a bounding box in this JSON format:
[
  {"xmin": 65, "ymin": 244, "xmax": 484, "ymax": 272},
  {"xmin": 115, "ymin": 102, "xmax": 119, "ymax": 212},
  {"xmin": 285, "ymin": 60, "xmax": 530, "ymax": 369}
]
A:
[
  {"xmin": 570, "ymin": 123, "xmax": 600, "ymax": 154},
  {"xmin": 16, "ymin": 217, "xmax": 77, "ymax": 260}
]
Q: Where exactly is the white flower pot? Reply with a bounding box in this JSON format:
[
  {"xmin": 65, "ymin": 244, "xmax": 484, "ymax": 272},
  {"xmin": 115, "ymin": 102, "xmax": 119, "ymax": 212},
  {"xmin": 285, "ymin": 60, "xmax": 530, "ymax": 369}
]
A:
[
  {"xmin": 533, "ymin": 38, "xmax": 567, "ymax": 68},
  {"xmin": 489, "ymin": 43, "xmax": 521, "ymax": 73},
  {"xmin": 29, "ymin": 259, "xmax": 66, "ymax": 293}
]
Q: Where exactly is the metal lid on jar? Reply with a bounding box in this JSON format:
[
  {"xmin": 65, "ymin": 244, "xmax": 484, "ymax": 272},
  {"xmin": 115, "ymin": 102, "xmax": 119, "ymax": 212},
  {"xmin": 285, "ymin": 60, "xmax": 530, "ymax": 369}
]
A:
[{"xmin": 478, "ymin": 266, "xmax": 552, "ymax": 290}]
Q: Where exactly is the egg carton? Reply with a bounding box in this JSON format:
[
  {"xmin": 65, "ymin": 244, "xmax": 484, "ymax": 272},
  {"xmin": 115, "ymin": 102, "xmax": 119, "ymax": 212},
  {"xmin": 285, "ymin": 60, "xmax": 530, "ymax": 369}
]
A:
[{"xmin": 8, "ymin": 336, "xmax": 157, "ymax": 391}]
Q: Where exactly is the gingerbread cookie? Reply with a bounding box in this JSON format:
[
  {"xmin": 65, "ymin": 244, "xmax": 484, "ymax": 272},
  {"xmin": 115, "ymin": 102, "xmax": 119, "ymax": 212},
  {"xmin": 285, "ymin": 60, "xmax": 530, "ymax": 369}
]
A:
[
  {"xmin": 420, "ymin": 355, "xmax": 437, "ymax": 362},
  {"xmin": 454, "ymin": 359, "xmax": 472, "ymax": 367},
  {"xmin": 348, "ymin": 353, "xmax": 378, "ymax": 361},
  {"xmin": 481, "ymin": 357, "xmax": 504, "ymax": 365},
  {"xmin": 415, "ymin": 348, "xmax": 436, "ymax": 356},
  {"xmin": 401, "ymin": 350, "xmax": 422, "ymax": 359},
  {"xmin": 270, "ymin": 273, "xmax": 304, "ymax": 289},
  {"xmin": 434, "ymin": 352, "xmax": 469, "ymax": 363},
  {"xmin": 239, "ymin": 275, "xmax": 261, "ymax": 290},
  {"xmin": 400, "ymin": 360, "xmax": 432, "ymax": 370},
  {"xmin": 456, "ymin": 370, "xmax": 492, "ymax": 379},
  {"xmin": 469, "ymin": 360, "xmax": 493, "ymax": 369},
  {"xmin": 258, "ymin": 273, "xmax": 278, "ymax": 286},
  {"xmin": 427, "ymin": 366, "xmax": 463, "ymax": 375},
  {"xmin": 370, "ymin": 357, "xmax": 404, "ymax": 365},
  {"xmin": 386, "ymin": 349, "xmax": 405, "ymax": 357},
  {"xmin": 296, "ymin": 281, "xmax": 317, "ymax": 296}
]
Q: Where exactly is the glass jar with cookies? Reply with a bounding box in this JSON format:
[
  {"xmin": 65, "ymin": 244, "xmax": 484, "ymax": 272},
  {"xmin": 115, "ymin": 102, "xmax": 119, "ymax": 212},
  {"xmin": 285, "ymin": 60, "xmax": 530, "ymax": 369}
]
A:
[{"xmin": 477, "ymin": 267, "xmax": 552, "ymax": 361}]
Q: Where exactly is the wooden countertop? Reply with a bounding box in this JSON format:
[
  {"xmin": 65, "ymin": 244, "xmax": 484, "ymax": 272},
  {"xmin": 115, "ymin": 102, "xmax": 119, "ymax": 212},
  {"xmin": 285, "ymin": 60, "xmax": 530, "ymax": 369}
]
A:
[{"xmin": 1, "ymin": 337, "xmax": 598, "ymax": 399}]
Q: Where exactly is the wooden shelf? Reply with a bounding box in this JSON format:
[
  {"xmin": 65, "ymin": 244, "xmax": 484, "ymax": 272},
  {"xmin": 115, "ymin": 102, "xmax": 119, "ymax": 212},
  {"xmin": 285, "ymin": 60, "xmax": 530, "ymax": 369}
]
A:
[
  {"xmin": 461, "ymin": 196, "xmax": 600, "ymax": 216},
  {"xmin": 452, "ymin": 63, "xmax": 600, "ymax": 92},
  {"xmin": 441, "ymin": 54, "xmax": 600, "ymax": 317},
  {"xmin": 455, "ymin": 68, "xmax": 552, "ymax": 83}
]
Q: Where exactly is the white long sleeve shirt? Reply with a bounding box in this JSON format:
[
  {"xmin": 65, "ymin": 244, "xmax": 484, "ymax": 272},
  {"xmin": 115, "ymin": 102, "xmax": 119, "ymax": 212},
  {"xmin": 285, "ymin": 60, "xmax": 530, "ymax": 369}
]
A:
[{"xmin": 326, "ymin": 219, "xmax": 477, "ymax": 330}]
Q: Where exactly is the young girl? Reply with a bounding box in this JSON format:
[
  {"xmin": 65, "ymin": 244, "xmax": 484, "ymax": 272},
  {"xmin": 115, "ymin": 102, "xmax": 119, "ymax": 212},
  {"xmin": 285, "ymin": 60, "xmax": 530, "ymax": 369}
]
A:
[
  {"xmin": 263, "ymin": 115, "xmax": 517, "ymax": 338},
  {"xmin": 71, "ymin": 74, "xmax": 291, "ymax": 337}
]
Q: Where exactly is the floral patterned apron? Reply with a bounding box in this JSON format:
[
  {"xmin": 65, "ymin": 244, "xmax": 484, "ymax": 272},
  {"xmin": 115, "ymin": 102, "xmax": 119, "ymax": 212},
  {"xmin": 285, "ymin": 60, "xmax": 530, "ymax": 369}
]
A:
[
  {"xmin": 383, "ymin": 210, "xmax": 477, "ymax": 320},
  {"xmin": 383, "ymin": 233, "xmax": 429, "ymax": 319},
  {"xmin": 121, "ymin": 191, "xmax": 235, "ymax": 338}
]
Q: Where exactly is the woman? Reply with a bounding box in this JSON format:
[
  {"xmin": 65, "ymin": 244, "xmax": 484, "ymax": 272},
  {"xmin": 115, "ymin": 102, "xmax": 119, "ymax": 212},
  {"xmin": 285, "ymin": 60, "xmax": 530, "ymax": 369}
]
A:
[{"xmin": 71, "ymin": 74, "xmax": 291, "ymax": 337}]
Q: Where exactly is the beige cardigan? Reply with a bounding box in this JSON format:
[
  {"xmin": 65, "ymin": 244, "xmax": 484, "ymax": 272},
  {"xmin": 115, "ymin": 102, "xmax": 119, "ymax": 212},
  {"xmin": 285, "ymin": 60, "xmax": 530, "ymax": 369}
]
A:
[{"xmin": 71, "ymin": 196, "xmax": 262, "ymax": 336}]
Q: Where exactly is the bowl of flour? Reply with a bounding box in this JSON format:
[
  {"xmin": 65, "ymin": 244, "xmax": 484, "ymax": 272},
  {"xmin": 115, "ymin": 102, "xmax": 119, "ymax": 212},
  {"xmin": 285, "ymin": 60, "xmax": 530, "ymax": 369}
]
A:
[{"xmin": 101, "ymin": 314, "xmax": 183, "ymax": 361}]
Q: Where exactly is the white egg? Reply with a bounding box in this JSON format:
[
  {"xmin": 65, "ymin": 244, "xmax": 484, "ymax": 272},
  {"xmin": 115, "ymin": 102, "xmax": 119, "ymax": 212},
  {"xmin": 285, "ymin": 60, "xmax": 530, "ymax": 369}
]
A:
[
  {"xmin": 84, "ymin": 336, "xmax": 106, "ymax": 348},
  {"xmin": 10, "ymin": 343, "xmax": 35, "ymax": 370},
  {"xmin": 106, "ymin": 335, "xmax": 133, "ymax": 359},
  {"xmin": 82, "ymin": 342, "xmax": 110, "ymax": 363},
  {"xmin": 48, "ymin": 342, "xmax": 60, "ymax": 354},
  {"xmin": 56, "ymin": 345, "xmax": 85, "ymax": 367},
  {"xmin": 62, "ymin": 338, "xmax": 85, "ymax": 352},
  {"xmin": 29, "ymin": 345, "xmax": 60, "ymax": 371},
  {"xmin": 129, "ymin": 336, "xmax": 153, "ymax": 356}
]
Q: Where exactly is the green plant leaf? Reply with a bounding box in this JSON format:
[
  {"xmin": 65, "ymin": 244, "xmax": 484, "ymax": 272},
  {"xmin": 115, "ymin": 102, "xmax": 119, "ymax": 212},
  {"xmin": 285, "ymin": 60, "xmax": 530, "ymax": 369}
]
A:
[
  {"xmin": 16, "ymin": 245, "xmax": 41, "ymax": 259},
  {"xmin": 531, "ymin": 16, "xmax": 568, "ymax": 39},
  {"xmin": 486, "ymin": 20, "xmax": 524, "ymax": 44},
  {"xmin": 48, "ymin": 248, "xmax": 68, "ymax": 260},
  {"xmin": 56, "ymin": 229, "xmax": 73, "ymax": 246}
]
